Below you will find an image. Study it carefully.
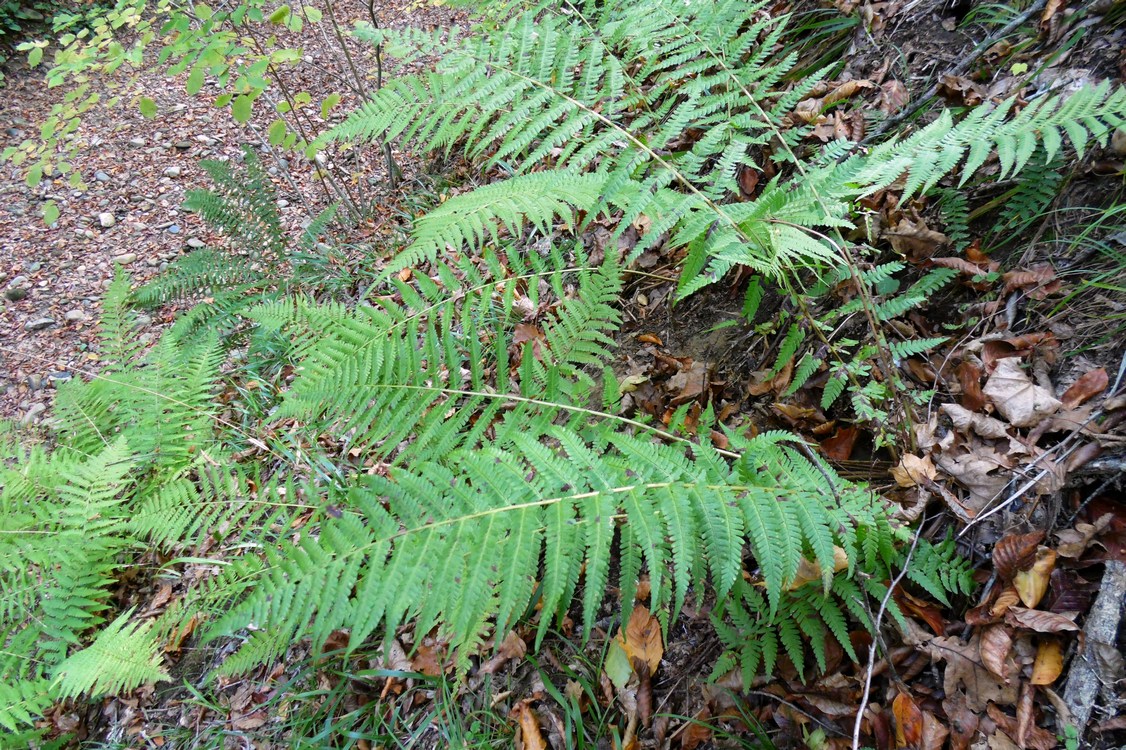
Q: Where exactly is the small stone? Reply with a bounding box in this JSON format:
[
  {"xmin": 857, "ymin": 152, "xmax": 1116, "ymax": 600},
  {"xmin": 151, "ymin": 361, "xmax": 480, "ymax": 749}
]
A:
[
  {"xmin": 27, "ymin": 374, "xmax": 47, "ymax": 390},
  {"xmin": 5, "ymin": 127, "xmax": 24, "ymax": 138},
  {"xmin": 25, "ymin": 262, "xmax": 41, "ymax": 273},
  {"xmin": 174, "ymin": 140, "xmax": 192, "ymax": 150},
  {"xmin": 65, "ymin": 309, "xmax": 87, "ymax": 322},
  {"xmin": 167, "ymin": 224, "xmax": 181, "ymax": 234},
  {"xmin": 98, "ymin": 212, "xmax": 116, "ymax": 228},
  {"xmin": 7, "ymin": 275, "xmax": 28, "ymax": 288},
  {"xmin": 195, "ymin": 134, "xmax": 217, "ymax": 145},
  {"xmin": 94, "ymin": 170, "xmax": 111, "ymax": 182},
  {"xmin": 163, "ymin": 166, "xmax": 181, "ymax": 178},
  {"xmin": 277, "ymin": 199, "xmax": 290, "ymax": 208},
  {"xmin": 3, "ymin": 287, "xmax": 28, "ymax": 301},
  {"xmin": 186, "ymin": 237, "xmax": 206, "ymax": 249},
  {"xmin": 135, "ymin": 313, "xmax": 153, "ymax": 327},
  {"xmin": 277, "ymin": 158, "xmax": 289, "ymax": 170},
  {"xmin": 25, "ymin": 317, "xmax": 56, "ymax": 331},
  {"xmin": 128, "ymin": 137, "xmax": 146, "ymax": 148},
  {"xmin": 48, "ymin": 371, "xmax": 72, "ymax": 384},
  {"xmin": 22, "ymin": 403, "xmax": 47, "ymax": 424},
  {"xmin": 113, "ymin": 253, "xmax": 138, "ymax": 265}
]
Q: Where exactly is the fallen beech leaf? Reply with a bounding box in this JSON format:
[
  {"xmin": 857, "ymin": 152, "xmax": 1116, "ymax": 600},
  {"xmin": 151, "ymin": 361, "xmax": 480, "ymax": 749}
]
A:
[
  {"xmin": 1056, "ymin": 513, "xmax": 1113, "ymax": 558},
  {"xmin": 927, "ymin": 633, "xmax": 1019, "ymax": 711},
  {"xmin": 879, "ymin": 79, "xmax": 909, "ymax": 115},
  {"xmin": 736, "ymin": 164, "xmax": 760, "ymax": 198},
  {"xmin": 1061, "ymin": 368, "xmax": 1108, "ymax": 409},
  {"xmin": 618, "ymin": 605, "xmax": 663, "ymax": 674},
  {"xmin": 980, "ymin": 624, "xmax": 1014, "ymax": 681},
  {"xmin": 511, "ymin": 702, "xmax": 547, "ymax": 750},
  {"xmin": 983, "ymin": 358, "xmax": 1062, "ymax": 427},
  {"xmin": 786, "ymin": 546, "xmax": 850, "ymax": 590},
  {"xmin": 773, "ymin": 402, "xmax": 817, "ymax": 423},
  {"xmin": 1031, "ymin": 639, "xmax": 1064, "ymax": 685},
  {"xmin": 986, "ymin": 702, "xmax": 1058, "ymax": 750},
  {"xmin": 896, "ymin": 589, "xmax": 947, "ymax": 634},
  {"xmin": 887, "ymin": 216, "xmax": 950, "ymax": 258},
  {"xmin": 821, "ymin": 425, "xmax": 859, "ymax": 461},
  {"xmin": 893, "ymin": 692, "xmax": 924, "ymax": 748},
  {"xmin": 480, "ymin": 630, "xmax": 528, "ymax": 675},
  {"xmin": 891, "ymin": 454, "xmax": 937, "ymax": 487},
  {"xmin": 636, "ymin": 333, "xmax": 663, "ymax": 346},
  {"xmin": 1005, "ymin": 606, "xmax": 1078, "ymax": 633},
  {"xmin": 921, "ymin": 711, "xmax": 949, "ymax": 750},
  {"xmin": 1013, "ymin": 547, "xmax": 1056, "ymax": 608},
  {"xmin": 942, "ymin": 403, "xmax": 1010, "ymax": 439},
  {"xmin": 993, "ymin": 532, "xmax": 1045, "ymax": 581},
  {"xmin": 957, "ymin": 361, "xmax": 987, "ymax": 411},
  {"xmin": 680, "ymin": 707, "xmax": 712, "ymax": 750},
  {"xmin": 1002, "ymin": 264, "xmax": 1062, "ymax": 299}
]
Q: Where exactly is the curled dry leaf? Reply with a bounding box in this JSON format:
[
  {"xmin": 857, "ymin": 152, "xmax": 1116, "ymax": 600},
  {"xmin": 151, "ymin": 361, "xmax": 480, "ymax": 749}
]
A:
[
  {"xmin": 921, "ymin": 711, "xmax": 950, "ymax": 750},
  {"xmin": 617, "ymin": 605, "xmax": 664, "ymax": 674},
  {"xmin": 1031, "ymin": 639, "xmax": 1064, "ymax": 685},
  {"xmin": 927, "ymin": 633, "xmax": 1019, "ymax": 711},
  {"xmin": 957, "ymin": 361, "xmax": 987, "ymax": 412},
  {"xmin": 891, "ymin": 453, "xmax": 937, "ymax": 487},
  {"xmin": 879, "ymin": 79, "xmax": 909, "ymax": 115},
  {"xmin": 887, "ymin": 216, "xmax": 950, "ymax": 258},
  {"xmin": 1002, "ymin": 264, "xmax": 1062, "ymax": 299},
  {"xmin": 1056, "ymin": 513, "xmax": 1113, "ymax": 558},
  {"xmin": 820, "ymin": 425, "xmax": 859, "ymax": 461},
  {"xmin": 980, "ymin": 624, "xmax": 1014, "ymax": 681},
  {"xmin": 893, "ymin": 692, "xmax": 924, "ymax": 748},
  {"xmin": 786, "ymin": 546, "xmax": 849, "ymax": 590},
  {"xmin": 993, "ymin": 532, "xmax": 1046, "ymax": 581},
  {"xmin": 982, "ymin": 358, "xmax": 1062, "ymax": 427},
  {"xmin": 942, "ymin": 403, "xmax": 1010, "ymax": 439},
  {"xmin": 480, "ymin": 630, "xmax": 528, "ymax": 675},
  {"xmin": 1061, "ymin": 367, "xmax": 1108, "ymax": 409},
  {"xmin": 1013, "ymin": 547, "xmax": 1056, "ymax": 608},
  {"xmin": 986, "ymin": 703, "xmax": 1059, "ymax": 750},
  {"xmin": 511, "ymin": 701, "xmax": 547, "ymax": 750},
  {"xmin": 1005, "ymin": 606, "xmax": 1078, "ymax": 633}
]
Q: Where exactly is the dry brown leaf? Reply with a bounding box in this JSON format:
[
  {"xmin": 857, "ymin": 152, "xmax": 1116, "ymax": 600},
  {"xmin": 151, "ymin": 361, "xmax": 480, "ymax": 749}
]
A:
[
  {"xmin": 938, "ymin": 74, "xmax": 985, "ymax": 106},
  {"xmin": 1002, "ymin": 264, "xmax": 1062, "ymax": 300},
  {"xmin": 511, "ymin": 702, "xmax": 547, "ymax": 750},
  {"xmin": 893, "ymin": 692, "xmax": 924, "ymax": 748},
  {"xmin": 935, "ymin": 449, "xmax": 1010, "ymax": 512},
  {"xmin": 618, "ymin": 605, "xmax": 663, "ymax": 674},
  {"xmin": 887, "ymin": 216, "xmax": 950, "ymax": 258},
  {"xmin": 680, "ymin": 707, "xmax": 713, "ymax": 750},
  {"xmin": 823, "ymin": 79, "xmax": 875, "ymax": 106},
  {"xmin": 983, "ymin": 358, "xmax": 1062, "ymax": 427},
  {"xmin": 891, "ymin": 454, "xmax": 937, "ymax": 487},
  {"xmin": 1013, "ymin": 547, "xmax": 1056, "ymax": 608},
  {"xmin": 931, "ymin": 256, "xmax": 996, "ymax": 276},
  {"xmin": 1061, "ymin": 368, "xmax": 1108, "ymax": 409},
  {"xmin": 921, "ymin": 711, "xmax": 950, "ymax": 750},
  {"xmin": 636, "ymin": 333, "xmax": 663, "ymax": 346},
  {"xmin": 942, "ymin": 403, "xmax": 1010, "ymax": 439},
  {"xmin": 879, "ymin": 79, "xmax": 909, "ymax": 115},
  {"xmin": 1031, "ymin": 639, "xmax": 1064, "ymax": 685},
  {"xmin": 957, "ymin": 361, "xmax": 988, "ymax": 412},
  {"xmin": 1056, "ymin": 513, "xmax": 1113, "ymax": 558},
  {"xmin": 980, "ymin": 624, "xmax": 1014, "ymax": 681},
  {"xmin": 927, "ymin": 633, "xmax": 1019, "ymax": 711},
  {"xmin": 480, "ymin": 631, "xmax": 528, "ymax": 675},
  {"xmin": 987, "ymin": 703, "xmax": 1059, "ymax": 750},
  {"xmin": 1005, "ymin": 606, "xmax": 1078, "ymax": 633},
  {"xmin": 993, "ymin": 532, "xmax": 1046, "ymax": 581},
  {"xmin": 820, "ymin": 425, "xmax": 859, "ymax": 461},
  {"xmin": 786, "ymin": 546, "xmax": 850, "ymax": 590}
]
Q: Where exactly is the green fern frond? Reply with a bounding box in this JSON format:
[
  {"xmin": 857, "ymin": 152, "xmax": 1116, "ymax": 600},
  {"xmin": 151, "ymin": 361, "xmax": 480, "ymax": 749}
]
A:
[{"xmin": 53, "ymin": 610, "xmax": 169, "ymax": 699}]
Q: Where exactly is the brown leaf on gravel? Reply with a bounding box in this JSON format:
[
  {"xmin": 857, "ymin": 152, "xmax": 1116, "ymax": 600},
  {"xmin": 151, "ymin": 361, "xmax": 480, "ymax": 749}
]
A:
[
  {"xmin": 893, "ymin": 692, "xmax": 924, "ymax": 748},
  {"xmin": 1004, "ymin": 607, "xmax": 1078, "ymax": 633},
  {"xmin": 982, "ymin": 358, "xmax": 1062, "ymax": 427},
  {"xmin": 1060, "ymin": 367, "xmax": 1108, "ymax": 409},
  {"xmin": 1013, "ymin": 547, "xmax": 1055, "ymax": 608},
  {"xmin": 980, "ymin": 624, "xmax": 1014, "ymax": 681},
  {"xmin": 993, "ymin": 532, "xmax": 1045, "ymax": 582},
  {"xmin": 1031, "ymin": 639, "xmax": 1064, "ymax": 685}
]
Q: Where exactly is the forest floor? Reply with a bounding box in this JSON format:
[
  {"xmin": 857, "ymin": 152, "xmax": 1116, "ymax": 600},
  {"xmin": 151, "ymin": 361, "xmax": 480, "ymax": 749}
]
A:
[{"xmin": 2, "ymin": 0, "xmax": 1126, "ymax": 748}]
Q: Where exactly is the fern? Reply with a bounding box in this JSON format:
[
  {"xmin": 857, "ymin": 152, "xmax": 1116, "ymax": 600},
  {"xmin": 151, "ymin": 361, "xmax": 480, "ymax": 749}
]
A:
[{"xmin": 54, "ymin": 611, "xmax": 170, "ymax": 699}]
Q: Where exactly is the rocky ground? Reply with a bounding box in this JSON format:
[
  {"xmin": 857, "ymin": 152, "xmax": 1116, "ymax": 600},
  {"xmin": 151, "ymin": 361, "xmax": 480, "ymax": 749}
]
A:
[{"xmin": 0, "ymin": 0, "xmax": 462, "ymax": 425}]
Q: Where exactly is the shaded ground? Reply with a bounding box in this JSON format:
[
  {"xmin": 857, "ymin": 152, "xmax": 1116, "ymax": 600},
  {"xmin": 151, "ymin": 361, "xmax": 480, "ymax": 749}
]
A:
[{"xmin": 2, "ymin": 0, "xmax": 1126, "ymax": 747}]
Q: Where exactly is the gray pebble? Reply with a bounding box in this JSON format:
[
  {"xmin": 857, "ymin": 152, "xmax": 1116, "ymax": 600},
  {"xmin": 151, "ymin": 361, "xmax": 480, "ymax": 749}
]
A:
[
  {"xmin": 7, "ymin": 275, "xmax": 28, "ymax": 288},
  {"xmin": 95, "ymin": 170, "xmax": 111, "ymax": 182},
  {"xmin": 113, "ymin": 253, "xmax": 137, "ymax": 265},
  {"xmin": 65, "ymin": 309, "xmax": 87, "ymax": 322},
  {"xmin": 21, "ymin": 403, "xmax": 46, "ymax": 424},
  {"xmin": 98, "ymin": 212, "xmax": 116, "ymax": 228},
  {"xmin": 25, "ymin": 317, "xmax": 56, "ymax": 331},
  {"xmin": 128, "ymin": 137, "xmax": 145, "ymax": 148},
  {"xmin": 167, "ymin": 224, "xmax": 181, "ymax": 234},
  {"xmin": 163, "ymin": 166, "xmax": 181, "ymax": 178},
  {"xmin": 186, "ymin": 237, "xmax": 206, "ymax": 249}
]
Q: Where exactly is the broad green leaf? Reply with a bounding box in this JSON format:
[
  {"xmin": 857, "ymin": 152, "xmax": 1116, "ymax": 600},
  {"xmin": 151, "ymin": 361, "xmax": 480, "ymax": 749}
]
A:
[
  {"xmin": 304, "ymin": 6, "xmax": 322, "ymax": 22},
  {"xmin": 186, "ymin": 66, "xmax": 205, "ymax": 96},
  {"xmin": 138, "ymin": 96, "xmax": 157, "ymax": 119},
  {"xmin": 321, "ymin": 93, "xmax": 341, "ymax": 119},
  {"xmin": 28, "ymin": 46, "xmax": 43, "ymax": 68},
  {"xmin": 42, "ymin": 200, "xmax": 59, "ymax": 225},
  {"xmin": 267, "ymin": 118, "xmax": 287, "ymax": 146},
  {"xmin": 194, "ymin": 2, "xmax": 213, "ymax": 20},
  {"xmin": 231, "ymin": 94, "xmax": 253, "ymax": 124},
  {"xmin": 268, "ymin": 4, "xmax": 290, "ymax": 24}
]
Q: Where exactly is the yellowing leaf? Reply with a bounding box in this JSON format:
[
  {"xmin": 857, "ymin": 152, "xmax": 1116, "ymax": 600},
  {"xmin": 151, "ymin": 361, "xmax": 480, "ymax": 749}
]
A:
[
  {"xmin": 1013, "ymin": 547, "xmax": 1055, "ymax": 608},
  {"xmin": 267, "ymin": 118, "xmax": 287, "ymax": 146},
  {"xmin": 891, "ymin": 454, "xmax": 937, "ymax": 487},
  {"xmin": 42, "ymin": 200, "xmax": 59, "ymax": 226},
  {"xmin": 1031, "ymin": 639, "xmax": 1063, "ymax": 685},
  {"xmin": 617, "ymin": 605, "xmax": 663, "ymax": 674},
  {"xmin": 138, "ymin": 96, "xmax": 157, "ymax": 119},
  {"xmin": 268, "ymin": 4, "xmax": 290, "ymax": 24}
]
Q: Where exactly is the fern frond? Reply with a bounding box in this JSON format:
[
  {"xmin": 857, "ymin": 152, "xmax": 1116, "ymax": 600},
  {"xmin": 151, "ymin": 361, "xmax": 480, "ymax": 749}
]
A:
[{"xmin": 53, "ymin": 611, "xmax": 169, "ymax": 699}]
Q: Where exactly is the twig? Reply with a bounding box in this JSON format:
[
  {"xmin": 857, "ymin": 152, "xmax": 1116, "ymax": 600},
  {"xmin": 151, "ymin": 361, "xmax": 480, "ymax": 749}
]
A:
[
  {"xmin": 861, "ymin": 0, "xmax": 1048, "ymax": 146},
  {"xmin": 851, "ymin": 520, "xmax": 924, "ymax": 750}
]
